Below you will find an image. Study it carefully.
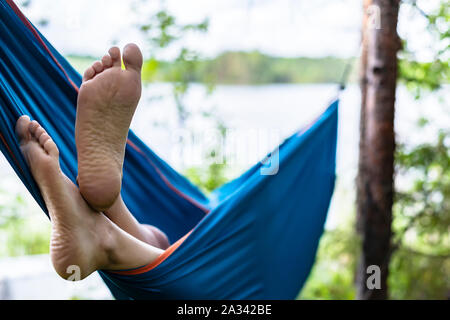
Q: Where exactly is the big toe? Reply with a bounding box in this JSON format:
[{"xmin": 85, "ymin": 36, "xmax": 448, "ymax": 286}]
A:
[
  {"xmin": 123, "ymin": 43, "xmax": 143, "ymax": 73},
  {"xmin": 15, "ymin": 115, "xmax": 31, "ymax": 142}
]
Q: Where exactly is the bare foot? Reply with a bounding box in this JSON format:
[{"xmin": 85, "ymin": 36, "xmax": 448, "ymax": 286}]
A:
[
  {"xmin": 105, "ymin": 196, "xmax": 170, "ymax": 250},
  {"xmin": 16, "ymin": 116, "xmax": 162, "ymax": 280},
  {"xmin": 76, "ymin": 44, "xmax": 143, "ymax": 211},
  {"xmin": 142, "ymin": 225, "xmax": 170, "ymax": 250}
]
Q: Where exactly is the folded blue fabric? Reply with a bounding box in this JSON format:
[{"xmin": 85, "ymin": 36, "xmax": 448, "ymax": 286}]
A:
[{"xmin": 0, "ymin": 0, "xmax": 338, "ymax": 299}]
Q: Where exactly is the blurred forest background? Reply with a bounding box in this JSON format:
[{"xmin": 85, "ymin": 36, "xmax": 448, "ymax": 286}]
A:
[{"xmin": 0, "ymin": 0, "xmax": 448, "ymax": 299}]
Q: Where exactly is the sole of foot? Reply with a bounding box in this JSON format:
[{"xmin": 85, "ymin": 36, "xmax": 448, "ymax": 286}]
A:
[{"xmin": 76, "ymin": 43, "xmax": 143, "ymax": 212}]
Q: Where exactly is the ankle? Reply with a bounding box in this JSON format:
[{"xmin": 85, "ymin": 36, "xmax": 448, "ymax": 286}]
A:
[{"xmin": 96, "ymin": 215, "xmax": 122, "ymax": 268}]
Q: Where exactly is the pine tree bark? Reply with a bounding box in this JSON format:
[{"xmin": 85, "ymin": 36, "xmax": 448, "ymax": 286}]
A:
[{"xmin": 356, "ymin": 0, "xmax": 401, "ymax": 300}]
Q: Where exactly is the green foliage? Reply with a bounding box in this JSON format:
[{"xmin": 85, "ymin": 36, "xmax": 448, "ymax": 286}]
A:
[
  {"xmin": 19, "ymin": 0, "xmax": 48, "ymax": 27},
  {"xmin": 303, "ymin": 0, "xmax": 449, "ymax": 300},
  {"xmin": 69, "ymin": 52, "xmax": 356, "ymax": 85},
  {"xmin": 145, "ymin": 51, "xmax": 357, "ymax": 85},
  {"xmin": 301, "ymin": 133, "xmax": 450, "ymax": 299},
  {"xmin": 389, "ymin": 247, "xmax": 450, "ymax": 299},
  {"xmin": 300, "ymin": 227, "xmax": 359, "ymax": 300},
  {"xmin": 184, "ymin": 120, "xmax": 229, "ymax": 193},
  {"xmin": 138, "ymin": 3, "xmax": 210, "ymax": 99},
  {"xmin": 20, "ymin": 0, "xmax": 31, "ymax": 8},
  {"xmin": 399, "ymin": 59, "xmax": 449, "ymax": 98},
  {"xmin": 0, "ymin": 191, "xmax": 50, "ymax": 257},
  {"xmin": 399, "ymin": 0, "xmax": 449, "ymax": 98},
  {"xmin": 390, "ymin": 131, "xmax": 450, "ymax": 299},
  {"xmin": 184, "ymin": 163, "xmax": 228, "ymax": 194},
  {"xmin": 387, "ymin": 0, "xmax": 450, "ymax": 299},
  {"xmin": 136, "ymin": 1, "xmax": 229, "ymax": 191},
  {"xmin": 66, "ymin": 55, "xmax": 96, "ymax": 74}
]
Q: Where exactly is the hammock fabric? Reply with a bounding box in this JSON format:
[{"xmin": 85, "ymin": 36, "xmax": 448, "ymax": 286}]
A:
[{"xmin": 0, "ymin": 0, "xmax": 338, "ymax": 299}]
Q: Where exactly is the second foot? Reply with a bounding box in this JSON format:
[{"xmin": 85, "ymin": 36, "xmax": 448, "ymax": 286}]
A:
[{"xmin": 16, "ymin": 116, "xmax": 162, "ymax": 280}]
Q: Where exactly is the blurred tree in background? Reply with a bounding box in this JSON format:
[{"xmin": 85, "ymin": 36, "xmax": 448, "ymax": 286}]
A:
[
  {"xmin": 380, "ymin": 0, "xmax": 449, "ymax": 299},
  {"xmin": 302, "ymin": 0, "xmax": 449, "ymax": 299}
]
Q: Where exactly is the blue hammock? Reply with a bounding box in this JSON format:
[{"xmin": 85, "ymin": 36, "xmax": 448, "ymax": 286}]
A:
[{"xmin": 0, "ymin": 0, "xmax": 338, "ymax": 299}]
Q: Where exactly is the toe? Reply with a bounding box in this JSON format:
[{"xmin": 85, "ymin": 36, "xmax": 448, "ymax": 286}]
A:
[
  {"xmin": 15, "ymin": 115, "xmax": 31, "ymax": 141},
  {"xmin": 29, "ymin": 120, "xmax": 40, "ymax": 135},
  {"xmin": 43, "ymin": 138, "xmax": 59, "ymax": 157},
  {"xmin": 39, "ymin": 132, "xmax": 51, "ymax": 146},
  {"xmin": 101, "ymin": 54, "xmax": 113, "ymax": 68},
  {"xmin": 92, "ymin": 61, "xmax": 104, "ymax": 74},
  {"xmin": 33, "ymin": 126, "xmax": 46, "ymax": 140},
  {"xmin": 108, "ymin": 46, "xmax": 121, "ymax": 67},
  {"xmin": 83, "ymin": 66, "xmax": 95, "ymax": 82},
  {"xmin": 123, "ymin": 43, "xmax": 143, "ymax": 73}
]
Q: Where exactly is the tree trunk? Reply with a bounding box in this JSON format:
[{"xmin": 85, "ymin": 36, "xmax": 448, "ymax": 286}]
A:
[{"xmin": 356, "ymin": 0, "xmax": 401, "ymax": 300}]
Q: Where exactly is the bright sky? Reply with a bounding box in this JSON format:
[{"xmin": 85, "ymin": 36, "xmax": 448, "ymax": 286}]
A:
[
  {"xmin": 20, "ymin": 0, "xmax": 440, "ymax": 60},
  {"xmin": 20, "ymin": 0, "xmax": 361, "ymax": 58}
]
